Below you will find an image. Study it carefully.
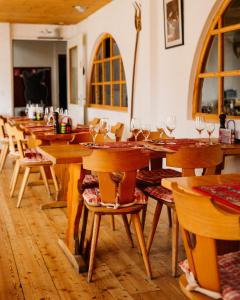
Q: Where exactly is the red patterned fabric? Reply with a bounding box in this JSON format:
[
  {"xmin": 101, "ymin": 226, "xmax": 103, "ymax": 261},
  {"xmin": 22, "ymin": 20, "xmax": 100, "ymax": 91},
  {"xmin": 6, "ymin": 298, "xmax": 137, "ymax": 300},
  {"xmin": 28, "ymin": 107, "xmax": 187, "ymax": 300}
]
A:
[
  {"xmin": 219, "ymin": 251, "xmax": 240, "ymax": 300},
  {"xmin": 179, "ymin": 251, "xmax": 240, "ymax": 300},
  {"xmin": 83, "ymin": 187, "xmax": 147, "ymax": 207},
  {"xmin": 82, "ymin": 174, "xmax": 99, "ymax": 189},
  {"xmin": 143, "ymin": 185, "xmax": 173, "ymax": 202},
  {"xmin": 150, "ymin": 138, "xmax": 206, "ymax": 151},
  {"xmin": 194, "ymin": 183, "xmax": 240, "ymax": 212},
  {"xmin": 137, "ymin": 168, "xmax": 181, "ymax": 187}
]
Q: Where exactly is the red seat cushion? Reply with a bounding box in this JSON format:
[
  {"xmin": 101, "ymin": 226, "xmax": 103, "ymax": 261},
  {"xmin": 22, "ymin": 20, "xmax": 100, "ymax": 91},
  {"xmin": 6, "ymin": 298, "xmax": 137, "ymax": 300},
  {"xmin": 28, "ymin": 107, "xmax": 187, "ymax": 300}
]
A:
[
  {"xmin": 83, "ymin": 187, "xmax": 147, "ymax": 207},
  {"xmin": 137, "ymin": 168, "xmax": 181, "ymax": 187},
  {"xmin": 179, "ymin": 251, "xmax": 240, "ymax": 300},
  {"xmin": 219, "ymin": 251, "xmax": 240, "ymax": 300},
  {"xmin": 143, "ymin": 185, "xmax": 173, "ymax": 202},
  {"xmin": 82, "ymin": 174, "xmax": 99, "ymax": 189}
]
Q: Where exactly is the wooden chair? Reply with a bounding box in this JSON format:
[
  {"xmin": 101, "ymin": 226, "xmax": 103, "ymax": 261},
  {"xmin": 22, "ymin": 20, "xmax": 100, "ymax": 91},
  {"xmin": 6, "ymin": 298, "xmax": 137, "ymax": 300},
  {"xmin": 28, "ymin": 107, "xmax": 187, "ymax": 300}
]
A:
[
  {"xmin": 111, "ymin": 122, "xmax": 124, "ymax": 141},
  {"xmin": 143, "ymin": 144, "xmax": 223, "ymax": 276},
  {"xmin": 88, "ymin": 118, "xmax": 100, "ymax": 126},
  {"xmin": 10, "ymin": 126, "xmax": 59, "ymax": 208},
  {"xmin": 70, "ymin": 132, "xmax": 105, "ymax": 144},
  {"xmin": 172, "ymin": 183, "xmax": 240, "ymax": 300},
  {"xmin": 0, "ymin": 116, "xmax": 10, "ymax": 172},
  {"xmin": 82, "ymin": 149, "xmax": 152, "ymax": 282}
]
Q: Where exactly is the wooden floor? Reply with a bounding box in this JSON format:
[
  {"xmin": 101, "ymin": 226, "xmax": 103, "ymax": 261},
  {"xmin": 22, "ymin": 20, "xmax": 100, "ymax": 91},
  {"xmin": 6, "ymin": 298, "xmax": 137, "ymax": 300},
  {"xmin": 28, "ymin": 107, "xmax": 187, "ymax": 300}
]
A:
[{"xmin": 0, "ymin": 159, "xmax": 187, "ymax": 300}]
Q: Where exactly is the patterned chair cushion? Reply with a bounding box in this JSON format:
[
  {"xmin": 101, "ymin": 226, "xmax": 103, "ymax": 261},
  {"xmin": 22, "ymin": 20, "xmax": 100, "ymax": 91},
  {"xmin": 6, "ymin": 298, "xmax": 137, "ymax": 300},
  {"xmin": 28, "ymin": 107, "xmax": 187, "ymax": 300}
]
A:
[
  {"xmin": 137, "ymin": 168, "xmax": 181, "ymax": 187},
  {"xmin": 143, "ymin": 185, "xmax": 173, "ymax": 202},
  {"xmin": 82, "ymin": 174, "xmax": 99, "ymax": 189},
  {"xmin": 179, "ymin": 251, "xmax": 240, "ymax": 300},
  {"xmin": 83, "ymin": 187, "xmax": 147, "ymax": 207}
]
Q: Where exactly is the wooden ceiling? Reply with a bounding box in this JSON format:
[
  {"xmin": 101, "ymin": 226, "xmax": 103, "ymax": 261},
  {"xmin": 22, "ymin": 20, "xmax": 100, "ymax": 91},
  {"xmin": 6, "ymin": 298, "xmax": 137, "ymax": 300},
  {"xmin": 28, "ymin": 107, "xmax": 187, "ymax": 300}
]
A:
[{"xmin": 0, "ymin": 0, "xmax": 112, "ymax": 25}]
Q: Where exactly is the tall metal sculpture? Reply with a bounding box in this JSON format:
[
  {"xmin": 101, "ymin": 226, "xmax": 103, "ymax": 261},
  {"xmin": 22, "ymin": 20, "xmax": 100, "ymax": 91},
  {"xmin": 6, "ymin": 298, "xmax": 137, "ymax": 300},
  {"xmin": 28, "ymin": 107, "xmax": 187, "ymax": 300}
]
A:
[{"xmin": 130, "ymin": 2, "xmax": 142, "ymax": 122}]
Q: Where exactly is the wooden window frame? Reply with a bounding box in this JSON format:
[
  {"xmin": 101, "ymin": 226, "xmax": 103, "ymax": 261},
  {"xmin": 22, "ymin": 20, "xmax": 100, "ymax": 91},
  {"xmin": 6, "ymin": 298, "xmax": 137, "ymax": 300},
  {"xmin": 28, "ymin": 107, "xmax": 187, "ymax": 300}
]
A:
[
  {"xmin": 192, "ymin": 0, "xmax": 240, "ymax": 121},
  {"xmin": 88, "ymin": 34, "xmax": 128, "ymax": 111}
]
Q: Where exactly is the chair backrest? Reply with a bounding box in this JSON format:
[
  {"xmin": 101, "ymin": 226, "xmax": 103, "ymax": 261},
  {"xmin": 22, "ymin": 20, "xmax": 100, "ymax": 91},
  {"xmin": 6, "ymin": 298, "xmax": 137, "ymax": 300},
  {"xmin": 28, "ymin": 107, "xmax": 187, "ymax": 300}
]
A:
[
  {"xmin": 172, "ymin": 183, "xmax": 240, "ymax": 292},
  {"xmin": 88, "ymin": 118, "xmax": 100, "ymax": 126},
  {"xmin": 111, "ymin": 122, "xmax": 124, "ymax": 141},
  {"xmin": 5, "ymin": 123, "xmax": 17, "ymax": 153},
  {"xmin": 70, "ymin": 132, "xmax": 105, "ymax": 144},
  {"xmin": 82, "ymin": 149, "xmax": 149, "ymax": 206},
  {"xmin": 12, "ymin": 126, "xmax": 26, "ymax": 159},
  {"xmin": 166, "ymin": 144, "xmax": 223, "ymax": 176},
  {"xmin": 0, "ymin": 116, "xmax": 7, "ymax": 139}
]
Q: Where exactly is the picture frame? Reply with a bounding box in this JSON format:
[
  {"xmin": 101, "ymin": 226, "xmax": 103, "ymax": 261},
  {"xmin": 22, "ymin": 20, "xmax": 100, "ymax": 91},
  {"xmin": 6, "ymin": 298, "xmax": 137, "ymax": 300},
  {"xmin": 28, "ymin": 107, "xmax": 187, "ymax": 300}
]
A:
[{"xmin": 163, "ymin": 0, "xmax": 184, "ymax": 49}]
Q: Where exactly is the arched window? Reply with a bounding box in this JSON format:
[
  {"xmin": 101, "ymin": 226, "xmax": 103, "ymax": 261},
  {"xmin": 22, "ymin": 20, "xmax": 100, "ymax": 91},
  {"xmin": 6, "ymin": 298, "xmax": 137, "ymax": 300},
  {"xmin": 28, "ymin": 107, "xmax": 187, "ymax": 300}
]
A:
[
  {"xmin": 89, "ymin": 34, "xmax": 128, "ymax": 111},
  {"xmin": 193, "ymin": 0, "xmax": 240, "ymax": 120}
]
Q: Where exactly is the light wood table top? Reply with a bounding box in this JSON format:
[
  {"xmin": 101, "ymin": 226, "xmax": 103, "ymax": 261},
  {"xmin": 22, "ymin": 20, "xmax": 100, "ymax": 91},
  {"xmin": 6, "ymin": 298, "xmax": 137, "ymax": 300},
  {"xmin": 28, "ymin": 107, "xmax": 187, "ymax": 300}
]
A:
[
  {"xmin": 37, "ymin": 144, "xmax": 93, "ymax": 164},
  {"xmin": 162, "ymin": 173, "xmax": 240, "ymax": 213}
]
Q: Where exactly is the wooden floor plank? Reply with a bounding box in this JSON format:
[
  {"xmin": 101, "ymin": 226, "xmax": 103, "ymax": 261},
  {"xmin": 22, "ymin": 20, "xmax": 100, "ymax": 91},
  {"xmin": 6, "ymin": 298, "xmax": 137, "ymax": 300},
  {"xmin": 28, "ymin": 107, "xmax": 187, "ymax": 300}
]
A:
[{"xmin": 0, "ymin": 158, "xmax": 187, "ymax": 299}]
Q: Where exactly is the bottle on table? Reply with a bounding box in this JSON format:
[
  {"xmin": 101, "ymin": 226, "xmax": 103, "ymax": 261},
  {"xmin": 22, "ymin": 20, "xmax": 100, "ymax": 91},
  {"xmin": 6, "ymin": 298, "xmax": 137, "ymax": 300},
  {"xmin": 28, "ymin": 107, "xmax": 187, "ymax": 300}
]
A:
[{"xmin": 53, "ymin": 112, "xmax": 60, "ymax": 134}]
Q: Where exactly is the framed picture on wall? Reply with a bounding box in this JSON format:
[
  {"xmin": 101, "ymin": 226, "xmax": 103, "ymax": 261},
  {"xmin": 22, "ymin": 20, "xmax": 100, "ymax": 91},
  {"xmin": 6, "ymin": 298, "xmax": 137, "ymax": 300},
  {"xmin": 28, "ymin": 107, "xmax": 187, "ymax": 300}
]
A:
[{"xmin": 163, "ymin": 0, "xmax": 184, "ymax": 49}]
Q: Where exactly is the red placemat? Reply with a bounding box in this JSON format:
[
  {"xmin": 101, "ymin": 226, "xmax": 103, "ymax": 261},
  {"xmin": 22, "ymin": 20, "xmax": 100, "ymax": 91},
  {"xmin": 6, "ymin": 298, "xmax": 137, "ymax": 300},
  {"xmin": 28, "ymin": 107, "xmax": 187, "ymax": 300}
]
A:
[
  {"xmin": 194, "ymin": 183, "xmax": 240, "ymax": 212},
  {"xmin": 150, "ymin": 138, "xmax": 207, "ymax": 151}
]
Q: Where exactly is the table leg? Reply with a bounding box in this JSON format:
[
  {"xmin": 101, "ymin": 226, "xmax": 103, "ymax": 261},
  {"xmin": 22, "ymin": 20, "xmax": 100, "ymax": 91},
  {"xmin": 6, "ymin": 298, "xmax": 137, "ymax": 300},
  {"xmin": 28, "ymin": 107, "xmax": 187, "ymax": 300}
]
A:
[{"xmin": 58, "ymin": 163, "xmax": 88, "ymax": 273}]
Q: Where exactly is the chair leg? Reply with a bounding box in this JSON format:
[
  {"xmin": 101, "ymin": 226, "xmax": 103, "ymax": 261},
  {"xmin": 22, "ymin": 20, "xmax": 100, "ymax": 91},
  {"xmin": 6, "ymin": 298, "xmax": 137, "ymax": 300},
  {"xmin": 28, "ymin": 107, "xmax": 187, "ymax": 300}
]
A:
[
  {"xmin": 131, "ymin": 213, "xmax": 152, "ymax": 279},
  {"xmin": 141, "ymin": 204, "xmax": 147, "ymax": 231},
  {"xmin": 39, "ymin": 166, "xmax": 51, "ymax": 196},
  {"xmin": 167, "ymin": 207, "xmax": 172, "ymax": 227},
  {"xmin": 17, "ymin": 167, "xmax": 31, "ymax": 208},
  {"xmin": 172, "ymin": 209, "xmax": 179, "ymax": 277},
  {"xmin": 10, "ymin": 160, "xmax": 21, "ymax": 197},
  {"xmin": 0, "ymin": 143, "xmax": 8, "ymax": 172},
  {"xmin": 88, "ymin": 213, "xmax": 101, "ymax": 283},
  {"xmin": 146, "ymin": 201, "xmax": 163, "ymax": 254},
  {"xmin": 49, "ymin": 165, "xmax": 59, "ymax": 200},
  {"xmin": 122, "ymin": 215, "xmax": 134, "ymax": 248},
  {"xmin": 110, "ymin": 215, "xmax": 116, "ymax": 231}
]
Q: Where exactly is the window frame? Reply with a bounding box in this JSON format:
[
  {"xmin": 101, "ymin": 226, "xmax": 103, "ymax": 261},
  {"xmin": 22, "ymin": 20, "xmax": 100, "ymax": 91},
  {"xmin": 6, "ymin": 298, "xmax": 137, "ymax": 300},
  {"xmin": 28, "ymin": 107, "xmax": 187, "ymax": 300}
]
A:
[
  {"xmin": 193, "ymin": 0, "xmax": 240, "ymax": 121},
  {"xmin": 88, "ymin": 34, "xmax": 128, "ymax": 111},
  {"xmin": 69, "ymin": 46, "xmax": 78, "ymax": 105}
]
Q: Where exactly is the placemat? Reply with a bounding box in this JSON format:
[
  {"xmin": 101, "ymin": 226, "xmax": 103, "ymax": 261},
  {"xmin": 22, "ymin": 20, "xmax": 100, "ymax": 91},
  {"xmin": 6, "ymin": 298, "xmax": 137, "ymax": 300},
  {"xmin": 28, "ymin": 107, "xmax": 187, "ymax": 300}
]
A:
[{"xmin": 194, "ymin": 183, "xmax": 240, "ymax": 212}]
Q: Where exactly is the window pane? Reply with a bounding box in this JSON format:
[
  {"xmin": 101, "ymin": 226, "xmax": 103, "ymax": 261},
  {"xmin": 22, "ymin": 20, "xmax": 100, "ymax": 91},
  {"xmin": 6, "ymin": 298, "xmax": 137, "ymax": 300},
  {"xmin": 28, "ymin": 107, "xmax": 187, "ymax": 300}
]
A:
[
  {"xmin": 113, "ymin": 39, "xmax": 120, "ymax": 56},
  {"xmin": 122, "ymin": 84, "xmax": 128, "ymax": 107},
  {"xmin": 96, "ymin": 44, "xmax": 102, "ymax": 60},
  {"xmin": 113, "ymin": 84, "xmax": 120, "ymax": 106},
  {"xmin": 121, "ymin": 61, "xmax": 126, "ymax": 81},
  {"xmin": 223, "ymin": 77, "xmax": 240, "ymax": 116},
  {"xmin": 91, "ymin": 65, "xmax": 95, "ymax": 83},
  {"xmin": 224, "ymin": 30, "xmax": 240, "ymax": 71},
  {"xmin": 91, "ymin": 86, "xmax": 96, "ymax": 104},
  {"xmin": 223, "ymin": 0, "xmax": 240, "ymax": 27},
  {"xmin": 199, "ymin": 77, "xmax": 218, "ymax": 114},
  {"xmin": 104, "ymin": 37, "xmax": 111, "ymax": 58},
  {"xmin": 113, "ymin": 59, "xmax": 120, "ymax": 81},
  {"xmin": 202, "ymin": 35, "xmax": 218, "ymax": 73},
  {"xmin": 105, "ymin": 85, "xmax": 111, "ymax": 105},
  {"xmin": 104, "ymin": 61, "xmax": 110, "ymax": 82},
  {"xmin": 97, "ymin": 85, "xmax": 103, "ymax": 104},
  {"xmin": 97, "ymin": 63, "xmax": 103, "ymax": 82}
]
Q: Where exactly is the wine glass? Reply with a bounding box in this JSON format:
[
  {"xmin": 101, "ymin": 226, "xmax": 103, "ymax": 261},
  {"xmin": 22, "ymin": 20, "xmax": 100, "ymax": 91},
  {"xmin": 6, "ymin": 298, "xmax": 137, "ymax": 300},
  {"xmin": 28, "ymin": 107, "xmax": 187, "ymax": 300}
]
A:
[
  {"xmin": 89, "ymin": 124, "xmax": 99, "ymax": 143},
  {"xmin": 130, "ymin": 118, "xmax": 141, "ymax": 141},
  {"xmin": 195, "ymin": 116, "xmax": 205, "ymax": 141},
  {"xmin": 205, "ymin": 122, "xmax": 215, "ymax": 144},
  {"xmin": 166, "ymin": 116, "xmax": 176, "ymax": 137},
  {"xmin": 142, "ymin": 124, "xmax": 151, "ymax": 141}
]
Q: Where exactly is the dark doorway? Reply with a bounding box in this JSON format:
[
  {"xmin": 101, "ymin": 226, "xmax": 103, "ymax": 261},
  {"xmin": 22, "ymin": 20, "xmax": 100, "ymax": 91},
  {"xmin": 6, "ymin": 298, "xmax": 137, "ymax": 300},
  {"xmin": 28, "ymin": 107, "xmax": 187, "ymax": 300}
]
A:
[{"xmin": 58, "ymin": 54, "xmax": 67, "ymax": 109}]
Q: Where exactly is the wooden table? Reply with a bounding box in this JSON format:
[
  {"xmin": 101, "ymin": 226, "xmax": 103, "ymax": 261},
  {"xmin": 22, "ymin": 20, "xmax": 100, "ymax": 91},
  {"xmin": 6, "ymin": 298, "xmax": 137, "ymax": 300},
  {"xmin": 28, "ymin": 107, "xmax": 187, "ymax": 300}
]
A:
[{"xmin": 162, "ymin": 173, "xmax": 240, "ymax": 213}]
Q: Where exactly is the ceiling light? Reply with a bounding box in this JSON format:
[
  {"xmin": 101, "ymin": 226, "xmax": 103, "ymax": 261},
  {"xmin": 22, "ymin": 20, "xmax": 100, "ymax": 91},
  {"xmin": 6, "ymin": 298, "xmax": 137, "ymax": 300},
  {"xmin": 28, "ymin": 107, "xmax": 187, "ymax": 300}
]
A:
[{"xmin": 73, "ymin": 5, "xmax": 86, "ymax": 13}]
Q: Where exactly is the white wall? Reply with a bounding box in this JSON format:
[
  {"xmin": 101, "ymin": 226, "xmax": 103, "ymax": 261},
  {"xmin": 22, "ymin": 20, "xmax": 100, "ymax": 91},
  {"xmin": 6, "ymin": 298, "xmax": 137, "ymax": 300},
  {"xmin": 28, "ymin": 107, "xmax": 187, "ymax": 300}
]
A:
[
  {"xmin": 0, "ymin": 23, "xmax": 13, "ymax": 115},
  {"xmin": 13, "ymin": 40, "xmax": 66, "ymax": 109}
]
